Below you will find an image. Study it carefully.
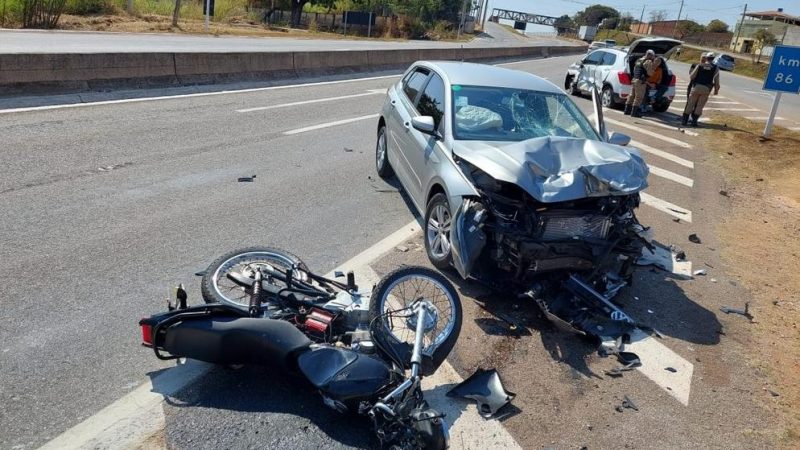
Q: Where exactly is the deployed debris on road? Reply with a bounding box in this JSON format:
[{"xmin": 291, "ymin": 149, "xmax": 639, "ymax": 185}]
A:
[
  {"xmin": 720, "ymin": 303, "xmax": 754, "ymax": 321},
  {"xmin": 237, "ymin": 175, "xmax": 257, "ymax": 182},
  {"xmin": 447, "ymin": 368, "xmax": 516, "ymax": 418},
  {"xmin": 688, "ymin": 233, "xmax": 702, "ymax": 244}
]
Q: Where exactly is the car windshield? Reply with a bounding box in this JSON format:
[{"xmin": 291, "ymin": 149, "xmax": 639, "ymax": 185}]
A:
[
  {"xmin": 451, "ymin": 85, "xmax": 600, "ymax": 142},
  {"xmin": 721, "ymin": 55, "xmax": 734, "ymax": 61}
]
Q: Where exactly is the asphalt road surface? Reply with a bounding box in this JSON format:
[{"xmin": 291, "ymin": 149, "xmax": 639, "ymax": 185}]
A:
[
  {"xmin": 0, "ymin": 21, "xmax": 568, "ymax": 53},
  {"xmin": 0, "ymin": 54, "xmax": 791, "ymax": 449}
]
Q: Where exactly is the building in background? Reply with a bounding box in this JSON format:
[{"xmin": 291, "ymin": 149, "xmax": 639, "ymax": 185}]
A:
[{"xmin": 730, "ymin": 8, "xmax": 800, "ymax": 55}]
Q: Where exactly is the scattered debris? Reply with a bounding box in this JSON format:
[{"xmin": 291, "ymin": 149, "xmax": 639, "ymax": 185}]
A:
[
  {"xmin": 688, "ymin": 234, "xmax": 702, "ymax": 244},
  {"xmin": 772, "ymin": 300, "xmax": 780, "ymax": 306},
  {"xmin": 719, "ymin": 190, "xmax": 729, "ymax": 197},
  {"xmin": 447, "ymin": 368, "xmax": 516, "ymax": 418},
  {"xmin": 194, "ymin": 271, "xmax": 205, "ymax": 277},
  {"xmin": 237, "ymin": 175, "xmax": 257, "ymax": 182},
  {"xmin": 704, "ymin": 262, "xmax": 715, "ymax": 268},
  {"xmin": 647, "ymin": 309, "xmax": 654, "ymax": 314},
  {"xmin": 343, "ymin": 147, "xmax": 354, "ymax": 152},
  {"xmin": 621, "ymin": 395, "xmax": 639, "ymax": 411},
  {"xmin": 617, "ymin": 352, "xmax": 641, "ymax": 366},
  {"xmin": 693, "ymin": 269, "xmax": 707, "ymax": 276},
  {"xmin": 711, "ymin": 278, "xmax": 718, "ymax": 283},
  {"xmin": 756, "ymin": 178, "xmax": 764, "ymax": 182},
  {"xmin": 727, "ymin": 151, "xmax": 733, "ymax": 156},
  {"xmin": 395, "ymin": 245, "xmax": 409, "ymax": 252},
  {"xmin": 720, "ymin": 303, "xmax": 753, "ymax": 321},
  {"xmin": 472, "ymin": 298, "xmax": 521, "ymax": 332},
  {"xmin": 672, "ymin": 218, "xmax": 681, "ymax": 223},
  {"xmin": 615, "ymin": 405, "xmax": 624, "ymax": 412},
  {"xmin": 768, "ymin": 390, "xmax": 780, "ymax": 397},
  {"xmin": 665, "ymin": 367, "xmax": 677, "ymax": 373},
  {"xmin": 668, "ymin": 208, "xmax": 688, "ymax": 215}
]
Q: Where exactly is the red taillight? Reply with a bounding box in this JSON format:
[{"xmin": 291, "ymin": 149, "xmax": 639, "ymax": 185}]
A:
[
  {"xmin": 670, "ymin": 75, "xmax": 677, "ymax": 86},
  {"xmin": 141, "ymin": 322, "xmax": 153, "ymax": 347},
  {"xmin": 617, "ymin": 71, "xmax": 631, "ymax": 85}
]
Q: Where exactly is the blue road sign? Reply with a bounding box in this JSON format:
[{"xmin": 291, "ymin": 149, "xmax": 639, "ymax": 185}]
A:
[{"xmin": 763, "ymin": 45, "xmax": 800, "ymax": 94}]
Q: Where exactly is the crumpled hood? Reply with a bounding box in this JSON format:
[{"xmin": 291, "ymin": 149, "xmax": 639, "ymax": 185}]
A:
[{"xmin": 453, "ymin": 136, "xmax": 649, "ymax": 203}]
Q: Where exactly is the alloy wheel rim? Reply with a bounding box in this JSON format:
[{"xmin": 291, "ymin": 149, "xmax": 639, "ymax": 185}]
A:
[
  {"xmin": 427, "ymin": 204, "xmax": 451, "ymax": 259},
  {"xmin": 376, "ymin": 130, "xmax": 386, "ymax": 169},
  {"xmin": 602, "ymin": 89, "xmax": 612, "ymax": 107}
]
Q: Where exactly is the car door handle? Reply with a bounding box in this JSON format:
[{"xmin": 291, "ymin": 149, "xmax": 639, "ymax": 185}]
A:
[
  {"xmin": 404, "ymin": 121, "xmax": 410, "ymax": 129},
  {"xmin": 391, "ymin": 100, "xmax": 396, "ymax": 108}
]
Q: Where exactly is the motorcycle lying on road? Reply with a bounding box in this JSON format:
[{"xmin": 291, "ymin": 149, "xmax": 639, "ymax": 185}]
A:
[{"xmin": 139, "ymin": 247, "xmax": 462, "ymax": 450}]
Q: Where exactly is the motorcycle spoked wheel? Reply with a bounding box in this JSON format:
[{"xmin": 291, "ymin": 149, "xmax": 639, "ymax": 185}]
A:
[
  {"xmin": 369, "ymin": 267, "xmax": 462, "ymax": 376},
  {"xmin": 201, "ymin": 246, "xmax": 310, "ymax": 309}
]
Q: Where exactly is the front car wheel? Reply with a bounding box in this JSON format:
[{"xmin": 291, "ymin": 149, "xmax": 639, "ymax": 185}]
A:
[{"xmin": 424, "ymin": 193, "xmax": 453, "ymax": 269}]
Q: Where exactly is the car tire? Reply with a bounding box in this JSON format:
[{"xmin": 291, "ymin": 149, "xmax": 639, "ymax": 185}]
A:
[
  {"xmin": 653, "ymin": 101, "xmax": 671, "ymax": 113},
  {"xmin": 424, "ymin": 193, "xmax": 453, "ymax": 270},
  {"xmin": 601, "ymin": 85, "xmax": 617, "ymax": 109},
  {"xmin": 567, "ymin": 76, "xmax": 580, "ymax": 96},
  {"xmin": 376, "ymin": 125, "xmax": 394, "ymax": 178}
]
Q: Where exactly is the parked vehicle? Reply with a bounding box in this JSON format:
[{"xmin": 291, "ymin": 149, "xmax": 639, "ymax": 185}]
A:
[
  {"xmin": 565, "ymin": 37, "xmax": 682, "ymax": 112},
  {"xmin": 376, "ymin": 61, "xmax": 654, "ymax": 351},
  {"xmin": 586, "ymin": 41, "xmax": 608, "ymax": 53},
  {"xmin": 713, "ymin": 53, "xmax": 735, "ymax": 71},
  {"xmin": 139, "ymin": 247, "xmax": 462, "ymax": 449}
]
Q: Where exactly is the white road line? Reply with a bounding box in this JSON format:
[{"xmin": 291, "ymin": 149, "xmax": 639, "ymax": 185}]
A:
[
  {"xmin": 670, "ymin": 100, "xmax": 740, "ymax": 104},
  {"xmin": 283, "ymin": 114, "xmax": 380, "ymax": 135},
  {"xmin": 672, "ymin": 94, "xmax": 729, "ymax": 100},
  {"xmin": 630, "ymin": 140, "xmax": 694, "ymax": 168},
  {"xmin": 648, "ymin": 164, "xmax": 694, "ymax": 187},
  {"xmin": 237, "ymin": 90, "xmax": 384, "ymax": 112},
  {"xmin": 702, "ymin": 107, "xmax": 759, "ymax": 111},
  {"xmin": 744, "ymin": 116, "xmax": 787, "ymax": 121},
  {"xmin": 356, "ymin": 266, "xmax": 521, "ymax": 450},
  {"xmin": 38, "ymin": 219, "xmax": 423, "ymax": 450},
  {"xmin": 605, "ymin": 118, "xmax": 693, "ymax": 148},
  {"xmin": 626, "ymin": 329, "xmax": 694, "ymax": 406},
  {"xmin": 0, "ymin": 75, "xmax": 402, "ymax": 115},
  {"xmin": 639, "ymin": 192, "xmax": 693, "ymax": 222},
  {"xmin": 603, "ymin": 108, "xmax": 699, "ymax": 136}
]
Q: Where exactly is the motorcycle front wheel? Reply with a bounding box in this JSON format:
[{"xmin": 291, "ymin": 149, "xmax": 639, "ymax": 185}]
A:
[
  {"xmin": 369, "ymin": 267, "xmax": 462, "ymax": 376},
  {"xmin": 201, "ymin": 246, "xmax": 309, "ymax": 309}
]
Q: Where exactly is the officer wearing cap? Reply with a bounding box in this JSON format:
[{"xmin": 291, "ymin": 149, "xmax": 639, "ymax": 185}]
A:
[
  {"xmin": 625, "ymin": 49, "xmax": 656, "ymax": 117},
  {"xmin": 683, "ymin": 52, "xmax": 720, "ymax": 127}
]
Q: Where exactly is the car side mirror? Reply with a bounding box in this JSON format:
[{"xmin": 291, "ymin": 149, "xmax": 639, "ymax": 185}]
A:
[
  {"xmin": 608, "ymin": 131, "xmax": 631, "ymax": 146},
  {"xmin": 412, "ymin": 116, "xmax": 437, "ymax": 136}
]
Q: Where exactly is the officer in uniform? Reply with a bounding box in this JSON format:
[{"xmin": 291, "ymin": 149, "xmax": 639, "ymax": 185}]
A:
[
  {"xmin": 683, "ymin": 52, "xmax": 720, "ymax": 127},
  {"xmin": 624, "ymin": 49, "xmax": 655, "ymax": 118}
]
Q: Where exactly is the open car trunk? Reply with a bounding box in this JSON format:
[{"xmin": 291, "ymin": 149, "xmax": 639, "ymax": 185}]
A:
[{"xmin": 626, "ymin": 38, "xmax": 682, "ymax": 73}]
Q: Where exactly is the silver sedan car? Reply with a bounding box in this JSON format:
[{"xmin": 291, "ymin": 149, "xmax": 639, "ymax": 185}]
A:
[{"xmin": 375, "ymin": 61, "xmax": 646, "ymax": 288}]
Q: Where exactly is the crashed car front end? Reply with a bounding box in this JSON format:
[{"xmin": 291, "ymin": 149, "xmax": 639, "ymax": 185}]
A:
[{"xmin": 448, "ymin": 136, "xmax": 653, "ymax": 348}]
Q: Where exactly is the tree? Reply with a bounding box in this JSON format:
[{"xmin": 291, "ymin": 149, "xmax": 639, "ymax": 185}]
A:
[
  {"xmin": 574, "ymin": 5, "xmax": 619, "ymax": 27},
  {"xmin": 753, "ymin": 28, "xmax": 778, "ymax": 63},
  {"xmin": 649, "ymin": 9, "xmax": 667, "ymax": 23},
  {"xmin": 172, "ymin": 0, "xmax": 181, "ymax": 27},
  {"xmin": 617, "ymin": 12, "xmax": 634, "ymax": 31},
  {"xmin": 706, "ymin": 19, "xmax": 729, "ymax": 33},
  {"xmin": 553, "ymin": 14, "xmax": 575, "ymax": 34},
  {"xmin": 676, "ymin": 20, "xmax": 704, "ymax": 37}
]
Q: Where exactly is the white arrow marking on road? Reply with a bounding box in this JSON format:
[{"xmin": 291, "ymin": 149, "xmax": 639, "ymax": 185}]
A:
[
  {"xmin": 237, "ymin": 90, "xmax": 385, "ymax": 112},
  {"xmin": 284, "ymin": 114, "xmax": 380, "ymax": 135},
  {"xmin": 640, "ymin": 192, "xmax": 693, "ymax": 222}
]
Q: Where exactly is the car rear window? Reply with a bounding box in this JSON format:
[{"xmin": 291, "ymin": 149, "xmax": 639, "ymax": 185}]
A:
[{"xmin": 721, "ymin": 55, "xmax": 734, "ymax": 61}]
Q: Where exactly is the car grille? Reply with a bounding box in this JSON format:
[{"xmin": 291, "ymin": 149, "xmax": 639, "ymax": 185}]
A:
[{"xmin": 539, "ymin": 212, "xmax": 612, "ymax": 241}]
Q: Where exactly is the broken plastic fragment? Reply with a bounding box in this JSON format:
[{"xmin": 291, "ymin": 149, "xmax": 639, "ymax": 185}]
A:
[
  {"xmin": 447, "ymin": 368, "xmax": 515, "ymax": 418},
  {"xmin": 693, "ymin": 269, "xmax": 707, "ymax": 276},
  {"xmin": 688, "ymin": 234, "xmax": 701, "ymax": 244}
]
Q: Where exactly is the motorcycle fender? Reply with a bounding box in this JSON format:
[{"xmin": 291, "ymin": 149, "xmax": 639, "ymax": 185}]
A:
[
  {"xmin": 446, "ymin": 368, "xmax": 515, "ymax": 418},
  {"xmin": 449, "ymin": 198, "xmax": 487, "ymax": 280}
]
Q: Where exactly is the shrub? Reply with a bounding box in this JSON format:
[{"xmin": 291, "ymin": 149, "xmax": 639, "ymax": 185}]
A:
[{"xmin": 65, "ymin": 0, "xmax": 116, "ymax": 15}]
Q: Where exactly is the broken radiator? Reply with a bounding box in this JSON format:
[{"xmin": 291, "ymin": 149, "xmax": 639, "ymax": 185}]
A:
[{"xmin": 538, "ymin": 212, "xmax": 612, "ymax": 241}]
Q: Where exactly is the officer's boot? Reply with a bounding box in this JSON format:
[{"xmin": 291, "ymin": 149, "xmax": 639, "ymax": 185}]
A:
[
  {"xmin": 623, "ymin": 104, "xmax": 632, "ymax": 115},
  {"xmin": 631, "ymin": 106, "xmax": 642, "ymax": 118},
  {"xmin": 681, "ymin": 114, "xmax": 689, "ymax": 126},
  {"xmin": 691, "ymin": 113, "xmax": 700, "ymax": 127}
]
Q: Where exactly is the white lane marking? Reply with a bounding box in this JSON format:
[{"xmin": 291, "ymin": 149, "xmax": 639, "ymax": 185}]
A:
[
  {"xmin": 637, "ymin": 243, "xmax": 693, "ymax": 277},
  {"xmin": 744, "ymin": 116, "xmax": 787, "ymax": 121},
  {"xmin": 603, "ymin": 107, "xmax": 699, "ymax": 136},
  {"xmin": 670, "ymin": 100, "xmax": 740, "ymax": 104},
  {"xmin": 639, "ymin": 192, "xmax": 693, "ymax": 222},
  {"xmin": 283, "ymin": 114, "xmax": 380, "ymax": 135},
  {"xmin": 743, "ymin": 89, "xmax": 774, "ymax": 97},
  {"xmin": 38, "ymin": 219, "xmax": 422, "ymax": 450},
  {"xmin": 625, "ymin": 329, "xmax": 694, "ymax": 406},
  {"xmin": 648, "ymin": 164, "xmax": 694, "ymax": 187},
  {"xmin": 630, "ymin": 140, "xmax": 694, "ymax": 168},
  {"xmin": 672, "ymin": 94, "xmax": 729, "ymax": 100},
  {"xmin": 0, "ymin": 75, "xmax": 402, "ymax": 115},
  {"xmin": 702, "ymin": 107, "xmax": 759, "ymax": 111},
  {"xmin": 605, "ymin": 118, "xmax": 693, "ymax": 149},
  {"xmin": 237, "ymin": 90, "xmax": 385, "ymax": 112},
  {"xmin": 356, "ymin": 266, "xmax": 521, "ymax": 450}
]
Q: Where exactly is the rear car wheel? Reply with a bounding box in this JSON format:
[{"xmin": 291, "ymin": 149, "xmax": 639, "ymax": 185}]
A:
[
  {"xmin": 424, "ymin": 193, "xmax": 452, "ymax": 270},
  {"xmin": 601, "ymin": 85, "xmax": 616, "ymax": 109},
  {"xmin": 653, "ymin": 100, "xmax": 671, "ymax": 113},
  {"xmin": 566, "ymin": 75, "xmax": 580, "ymax": 96},
  {"xmin": 376, "ymin": 125, "xmax": 394, "ymax": 178}
]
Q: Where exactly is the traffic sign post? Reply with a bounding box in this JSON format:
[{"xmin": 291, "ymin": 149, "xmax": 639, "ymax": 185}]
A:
[{"xmin": 762, "ymin": 45, "xmax": 800, "ymax": 138}]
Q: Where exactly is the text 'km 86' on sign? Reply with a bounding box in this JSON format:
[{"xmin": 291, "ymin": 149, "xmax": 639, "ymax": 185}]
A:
[{"xmin": 763, "ymin": 45, "xmax": 800, "ymax": 94}]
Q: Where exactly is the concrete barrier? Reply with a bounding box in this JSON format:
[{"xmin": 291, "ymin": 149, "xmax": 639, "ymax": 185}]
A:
[{"xmin": 0, "ymin": 43, "xmax": 586, "ymax": 95}]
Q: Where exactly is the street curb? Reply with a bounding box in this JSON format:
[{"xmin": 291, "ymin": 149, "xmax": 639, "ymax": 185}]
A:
[{"xmin": 0, "ymin": 45, "xmax": 585, "ymax": 96}]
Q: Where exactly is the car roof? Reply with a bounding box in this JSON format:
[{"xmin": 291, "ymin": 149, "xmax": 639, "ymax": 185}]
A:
[{"xmin": 416, "ymin": 61, "xmax": 561, "ymax": 94}]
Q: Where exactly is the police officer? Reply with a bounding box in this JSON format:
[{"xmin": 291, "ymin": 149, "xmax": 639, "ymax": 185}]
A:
[
  {"xmin": 683, "ymin": 52, "xmax": 720, "ymax": 127},
  {"xmin": 624, "ymin": 49, "xmax": 655, "ymax": 118}
]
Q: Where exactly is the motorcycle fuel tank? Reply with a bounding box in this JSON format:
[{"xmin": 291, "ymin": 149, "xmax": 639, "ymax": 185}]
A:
[{"xmin": 297, "ymin": 346, "xmax": 394, "ymax": 407}]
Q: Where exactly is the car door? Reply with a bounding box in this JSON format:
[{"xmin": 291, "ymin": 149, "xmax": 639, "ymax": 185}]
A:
[
  {"xmin": 575, "ymin": 50, "xmax": 605, "ymax": 93},
  {"xmin": 403, "ymin": 72, "xmax": 447, "ymax": 207},
  {"xmin": 387, "ymin": 67, "xmax": 430, "ymax": 207},
  {"xmin": 595, "ymin": 51, "xmax": 617, "ymax": 89}
]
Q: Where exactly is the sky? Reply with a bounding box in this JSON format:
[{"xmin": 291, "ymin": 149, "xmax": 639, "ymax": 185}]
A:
[{"xmin": 481, "ymin": 0, "xmax": 796, "ymax": 32}]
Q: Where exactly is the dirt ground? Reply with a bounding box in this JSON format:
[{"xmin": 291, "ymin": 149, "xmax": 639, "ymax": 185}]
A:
[{"xmin": 701, "ymin": 114, "xmax": 800, "ymax": 443}]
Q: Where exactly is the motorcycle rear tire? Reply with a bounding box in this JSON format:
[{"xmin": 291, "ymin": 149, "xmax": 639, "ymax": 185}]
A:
[
  {"xmin": 369, "ymin": 266, "xmax": 462, "ymax": 376},
  {"xmin": 201, "ymin": 246, "xmax": 309, "ymax": 308}
]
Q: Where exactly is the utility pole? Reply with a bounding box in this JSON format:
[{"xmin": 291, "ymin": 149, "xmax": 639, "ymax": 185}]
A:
[
  {"xmin": 733, "ymin": 4, "xmax": 747, "ymax": 53},
  {"xmin": 672, "ymin": 0, "xmax": 684, "ymax": 38},
  {"xmin": 638, "ymin": 5, "xmax": 646, "ymax": 34}
]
